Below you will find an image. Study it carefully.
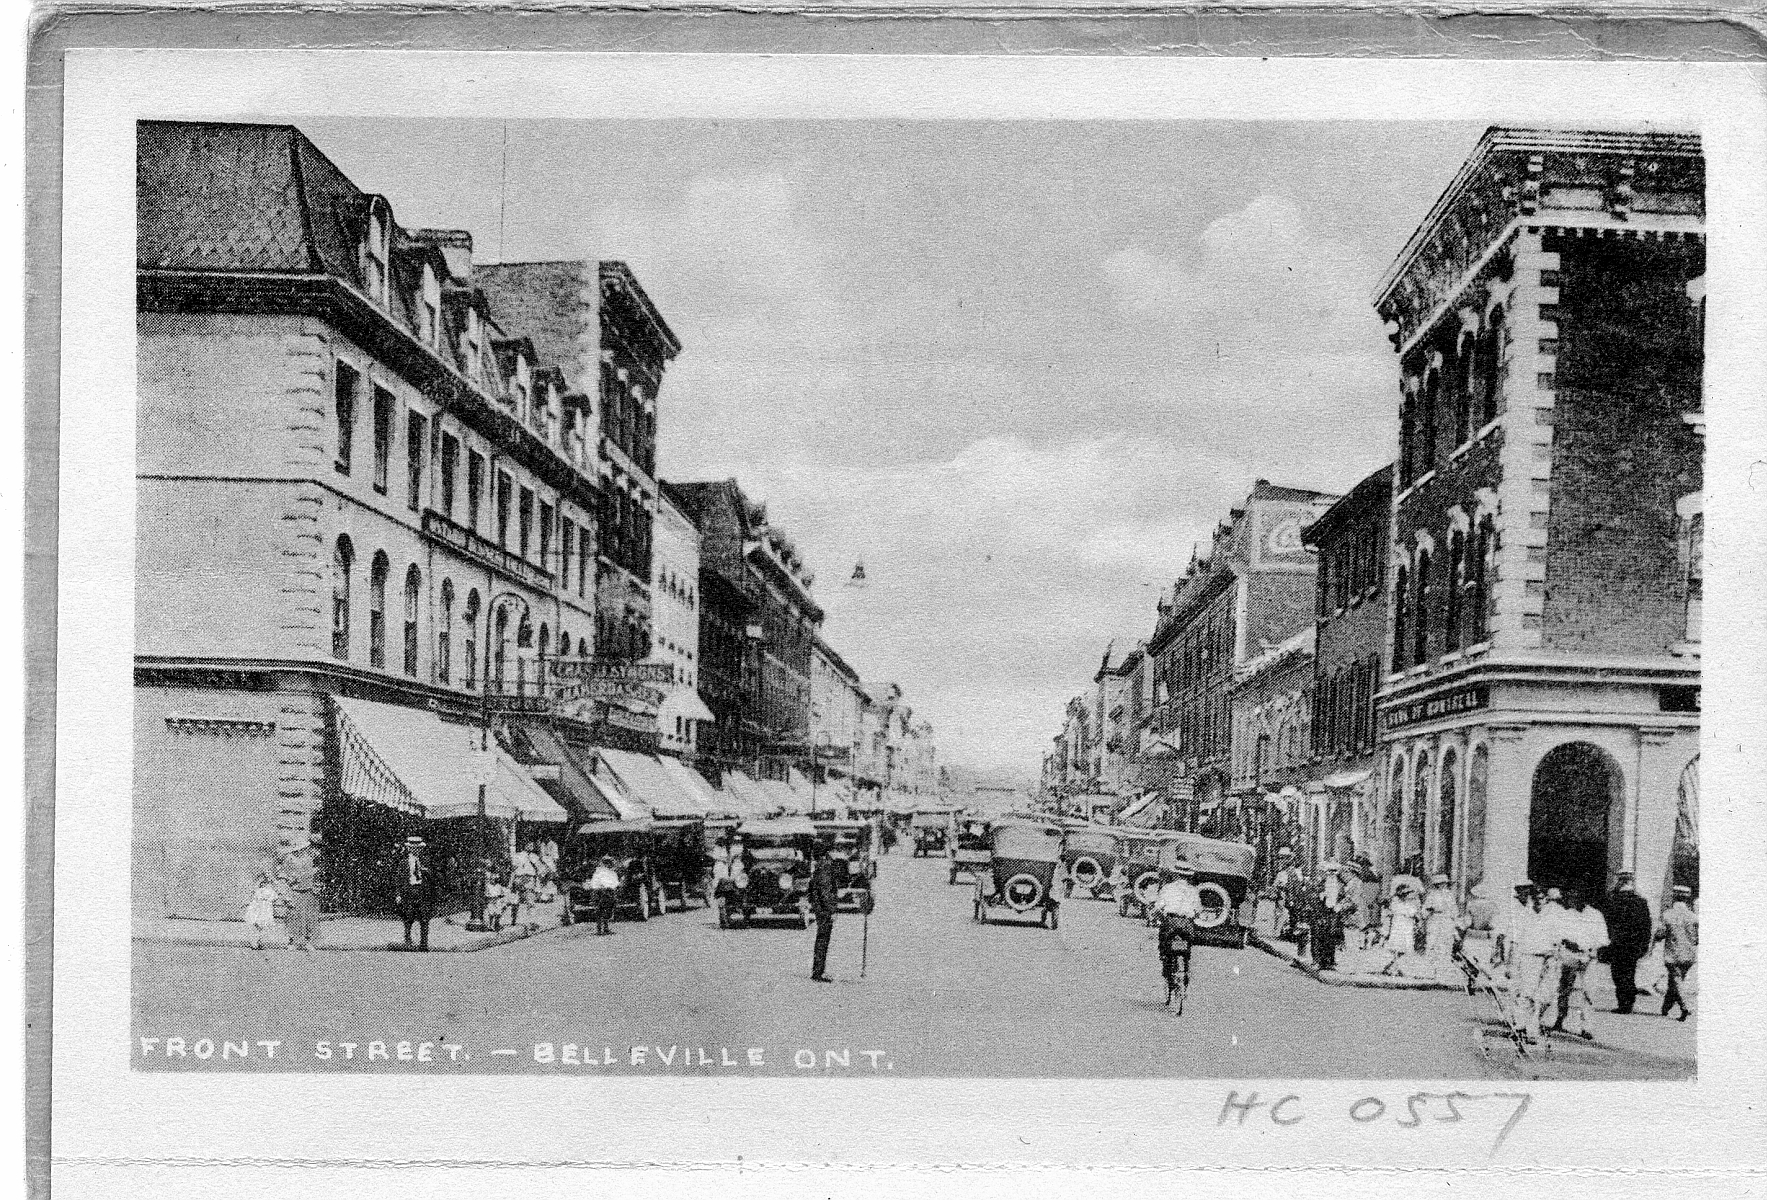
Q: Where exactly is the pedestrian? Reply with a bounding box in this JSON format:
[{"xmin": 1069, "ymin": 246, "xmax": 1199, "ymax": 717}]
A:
[
  {"xmin": 1658, "ymin": 884, "xmax": 1697, "ymax": 1021},
  {"xmin": 1550, "ymin": 887, "xmax": 1608, "ymax": 1039},
  {"xmin": 509, "ymin": 840, "xmax": 542, "ymax": 929},
  {"xmin": 276, "ymin": 832, "xmax": 323, "ymax": 952},
  {"xmin": 245, "ymin": 870, "xmax": 281, "ymax": 951},
  {"xmin": 1602, "ymin": 870, "xmax": 1653, "ymax": 1014},
  {"xmin": 482, "ymin": 864, "xmax": 508, "ymax": 931},
  {"xmin": 538, "ymin": 834, "xmax": 560, "ymax": 903},
  {"xmin": 1514, "ymin": 887, "xmax": 1568, "ymax": 1042},
  {"xmin": 1494, "ymin": 881, "xmax": 1535, "ymax": 975},
  {"xmin": 1311, "ymin": 862, "xmax": 1354, "ymax": 972},
  {"xmin": 1422, "ymin": 873, "xmax": 1458, "ymax": 973},
  {"xmin": 588, "ymin": 855, "xmax": 621, "ymax": 935},
  {"xmin": 1382, "ymin": 880, "xmax": 1422, "ymax": 972},
  {"xmin": 808, "ymin": 844, "xmax": 839, "ymax": 982},
  {"xmin": 1269, "ymin": 847, "xmax": 1301, "ymax": 940},
  {"xmin": 393, "ymin": 835, "xmax": 437, "ymax": 951}
]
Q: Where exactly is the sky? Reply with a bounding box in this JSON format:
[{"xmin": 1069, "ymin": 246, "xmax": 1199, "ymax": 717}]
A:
[{"xmin": 278, "ymin": 116, "xmax": 1490, "ymax": 779}]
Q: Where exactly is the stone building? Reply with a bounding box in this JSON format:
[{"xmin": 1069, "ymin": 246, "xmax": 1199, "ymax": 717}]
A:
[
  {"xmin": 664, "ymin": 480, "xmax": 823, "ymax": 781},
  {"xmin": 134, "ymin": 121, "xmax": 695, "ymax": 918},
  {"xmin": 1300, "ymin": 463, "xmax": 1393, "ymax": 871},
  {"xmin": 1372, "ymin": 127, "xmax": 1703, "ymax": 910},
  {"xmin": 1144, "ymin": 480, "xmax": 1338, "ymax": 830}
]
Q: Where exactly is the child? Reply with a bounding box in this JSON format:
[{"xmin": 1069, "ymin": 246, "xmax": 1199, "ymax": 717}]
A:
[
  {"xmin": 482, "ymin": 868, "xmax": 508, "ymax": 932},
  {"xmin": 246, "ymin": 872, "xmax": 281, "ymax": 950}
]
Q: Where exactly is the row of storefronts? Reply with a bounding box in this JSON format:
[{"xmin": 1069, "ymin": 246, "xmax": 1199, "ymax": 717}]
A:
[{"xmin": 1041, "ymin": 126, "xmax": 1703, "ymax": 914}]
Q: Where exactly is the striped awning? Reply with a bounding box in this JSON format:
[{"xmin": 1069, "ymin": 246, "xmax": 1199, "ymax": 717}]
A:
[{"xmin": 333, "ymin": 696, "xmax": 567, "ymax": 823}]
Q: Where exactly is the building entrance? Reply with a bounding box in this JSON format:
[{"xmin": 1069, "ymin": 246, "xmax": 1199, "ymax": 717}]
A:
[{"xmin": 1528, "ymin": 741, "xmax": 1621, "ymax": 901}]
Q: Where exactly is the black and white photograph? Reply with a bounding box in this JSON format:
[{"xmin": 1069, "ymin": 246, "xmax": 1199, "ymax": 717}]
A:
[{"xmin": 34, "ymin": 33, "xmax": 1767, "ymax": 1199}]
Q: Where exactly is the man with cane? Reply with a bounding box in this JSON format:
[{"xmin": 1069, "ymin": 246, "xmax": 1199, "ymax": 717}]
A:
[{"xmin": 808, "ymin": 843, "xmax": 839, "ymax": 982}]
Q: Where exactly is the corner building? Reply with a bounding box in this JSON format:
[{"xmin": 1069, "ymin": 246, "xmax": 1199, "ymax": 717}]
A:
[{"xmin": 1372, "ymin": 128, "xmax": 1703, "ymax": 910}]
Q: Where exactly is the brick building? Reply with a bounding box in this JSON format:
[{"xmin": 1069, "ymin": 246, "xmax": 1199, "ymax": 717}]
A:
[
  {"xmin": 1372, "ymin": 127, "xmax": 1703, "ymax": 910},
  {"xmin": 648, "ymin": 492, "xmax": 715, "ymax": 758},
  {"xmin": 1299, "ymin": 463, "xmax": 1393, "ymax": 871},
  {"xmin": 1227, "ymin": 627, "xmax": 1315, "ymax": 867},
  {"xmin": 1144, "ymin": 480, "xmax": 1338, "ymax": 830},
  {"xmin": 663, "ymin": 480, "xmax": 823, "ymax": 781}
]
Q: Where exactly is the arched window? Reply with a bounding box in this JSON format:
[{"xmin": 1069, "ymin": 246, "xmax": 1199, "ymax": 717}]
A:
[
  {"xmin": 331, "ymin": 536, "xmax": 354, "ymax": 660},
  {"xmin": 368, "ymin": 551, "xmax": 389, "ymax": 668},
  {"xmin": 493, "ymin": 604, "xmax": 510, "ymax": 693},
  {"xmin": 438, "ymin": 580, "xmax": 454, "ymax": 683},
  {"xmin": 577, "ymin": 637, "xmax": 589, "ymax": 659},
  {"xmin": 1471, "ymin": 517, "xmax": 1494, "ymax": 643},
  {"xmin": 402, "ymin": 566, "xmax": 421, "ymax": 677},
  {"xmin": 1437, "ymin": 748, "xmax": 1459, "ymax": 878},
  {"xmin": 1413, "ymin": 549, "xmax": 1432, "ymax": 666},
  {"xmin": 463, "ymin": 590, "xmax": 481, "ymax": 689},
  {"xmin": 1398, "ymin": 389, "xmax": 1416, "ymax": 484},
  {"xmin": 1392, "ymin": 565, "xmax": 1409, "ymax": 672},
  {"xmin": 1454, "ymin": 333, "xmax": 1476, "ymax": 446},
  {"xmin": 538, "ymin": 623, "xmax": 551, "ymax": 689},
  {"xmin": 1478, "ymin": 308, "xmax": 1505, "ymax": 427},
  {"xmin": 1407, "ymin": 752, "xmax": 1431, "ymax": 875},
  {"xmin": 1686, "ymin": 512, "xmax": 1704, "ymax": 641},
  {"xmin": 1465, "ymin": 744, "xmax": 1489, "ymax": 890},
  {"xmin": 1384, "ymin": 759, "xmax": 1406, "ymax": 875},
  {"xmin": 1419, "ymin": 370, "xmax": 1439, "ymax": 475},
  {"xmin": 1445, "ymin": 530, "xmax": 1466, "ymax": 652}
]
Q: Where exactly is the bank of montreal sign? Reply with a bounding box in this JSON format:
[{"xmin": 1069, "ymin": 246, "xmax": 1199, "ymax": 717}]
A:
[{"xmin": 1382, "ymin": 685, "xmax": 1490, "ymax": 733}]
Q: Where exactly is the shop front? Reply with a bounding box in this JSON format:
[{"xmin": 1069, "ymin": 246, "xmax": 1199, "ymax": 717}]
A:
[{"xmin": 1379, "ymin": 664, "xmax": 1699, "ymax": 910}]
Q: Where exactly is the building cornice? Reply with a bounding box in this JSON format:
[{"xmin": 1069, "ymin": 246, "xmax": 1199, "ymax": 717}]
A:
[{"xmin": 1377, "ymin": 650, "xmax": 1700, "ymax": 706}]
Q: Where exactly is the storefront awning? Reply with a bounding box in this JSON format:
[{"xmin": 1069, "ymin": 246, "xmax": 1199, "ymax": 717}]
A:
[
  {"xmin": 510, "ymin": 723, "xmax": 620, "ymax": 822},
  {"xmin": 598, "ymin": 748, "xmax": 708, "ymax": 819},
  {"xmin": 658, "ymin": 687, "xmax": 716, "ymax": 725},
  {"xmin": 721, "ymin": 770, "xmax": 781, "ymax": 818},
  {"xmin": 1321, "ymin": 768, "xmax": 1373, "ymax": 791},
  {"xmin": 759, "ymin": 778, "xmax": 806, "ymax": 815},
  {"xmin": 657, "ymin": 756, "xmax": 729, "ymax": 818},
  {"xmin": 333, "ymin": 696, "xmax": 568, "ymax": 823}
]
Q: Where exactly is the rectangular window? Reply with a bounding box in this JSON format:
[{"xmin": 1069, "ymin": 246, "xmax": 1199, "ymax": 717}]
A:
[
  {"xmin": 334, "ymin": 362, "xmax": 358, "ymax": 475},
  {"xmin": 539, "ymin": 501, "xmax": 554, "ymax": 573},
  {"xmin": 440, "ymin": 433, "xmax": 459, "ymax": 517},
  {"xmin": 372, "ymin": 387, "xmax": 393, "ymax": 493},
  {"xmin": 496, "ymin": 473, "xmax": 512, "ymax": 547},
  {"xmin": 406, "ymin": 411, "xmax": 426, "ymax": 512},
  {"xmin": 467, "ymin": 452, "xmax": 484, "ymax": 531},
  {"xmin": 518, "ymin": 487, "xmax": 534, "ymax": 558},
  {"xmin": 578, "ymin": 531, "xmax": 590, "ymax": 598},
  {"xmin": 561, "ymin": 520, "xmax": 574, "ymax": 591}
]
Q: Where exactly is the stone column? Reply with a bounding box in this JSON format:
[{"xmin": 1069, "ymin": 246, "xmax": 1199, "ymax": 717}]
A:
[{"xmin": 1480, "ymin": 722, "xmax": 1533, "ymax": 895}]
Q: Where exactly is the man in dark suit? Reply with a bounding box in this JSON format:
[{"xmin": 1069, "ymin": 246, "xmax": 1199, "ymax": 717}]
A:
[
  {"xmin": 1602, "ymin": 870, "xmax": 1653, "ymax": 1014},
  {"xmin": 808, "ymin": 844, "xmax": 839, "ymax": 982},
  {"xmin": 394, "ymin": 835, "xmax": 438, "ymax": 951}
]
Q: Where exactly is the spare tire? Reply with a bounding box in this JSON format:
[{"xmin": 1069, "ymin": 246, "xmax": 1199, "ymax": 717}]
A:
[
  {"xmin": 1070, "ymin": 856, "xmax": 1102, "ymax": 889},
  {"xmin": 1133, "ymin": 871, "xmax": 1162, "ymax": 905},
  {"xmin": 1003, "ymin": 872, "xmax": 1044, "ymax": 912},
  {"xmin": 1194, "ymin": 881, "xmax": 1231, "ymax": 928}
]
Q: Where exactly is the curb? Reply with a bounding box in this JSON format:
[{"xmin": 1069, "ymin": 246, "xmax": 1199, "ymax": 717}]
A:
[
  {"xmin": 133, "ymin": 917, "xmax": 582, "ymax": 954},
  {"xmin": 1248, "ymin": 931, "xmax": 1459, "ymax": 992}
]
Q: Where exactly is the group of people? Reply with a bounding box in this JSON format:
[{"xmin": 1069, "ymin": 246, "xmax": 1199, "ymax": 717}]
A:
[
  {"xmin": 1260, "ymin": 846, "xmax": 1444, "ymax": 973},
  {"xmin": 481, "ymin": 837, "xmax": 561, "ymax": 934},
  {"xmin": 1494, "ymin": 873, "xmax": 1698, "ymax": 1043},
  {"xmin": 244, "ymin": 831, "xmax": 325, "ymax": 952}
]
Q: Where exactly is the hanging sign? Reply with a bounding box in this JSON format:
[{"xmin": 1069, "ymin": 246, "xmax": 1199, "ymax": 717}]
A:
[{"xmin": 550, "ymin": 659, "xmax": 673, "ymax": 685}]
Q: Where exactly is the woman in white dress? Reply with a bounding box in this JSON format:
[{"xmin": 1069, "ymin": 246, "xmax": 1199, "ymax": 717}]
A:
[
  {"xmin": 1384, "ymin": 882, "xmax": 1422, "ymax": 966},
  {"xmin": 1421, "ymin": 873, "xmax": 1459, "ymax": 972}
]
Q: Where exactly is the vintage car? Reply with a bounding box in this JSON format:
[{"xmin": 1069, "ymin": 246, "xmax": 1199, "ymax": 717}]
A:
[
  {"xmin": 947, "ymin": 816, "xmax": 992, "ymax": 885},
  {"xmin": 650, "ymin": 817, "xmax": 709, "ymax": 912},
  {"xmin": 718, "ymin": 816, "xmax": 817, "ymax": 930},
  {"xmin": 559, "ymin": 818, "xmax": 666, "ymax": 923},
  {"xmin": 1061, "ymin": 826, "xmax": 1124, "ymax": 899},
  {"xmin": 972, "ymin": 820, "xmax": 1065, "ymax": 928},
  {"xmin": 1150, "ymin": 833, "xmax": 1258, "ymax": 947},
  {"xmin": 812, "ymin": 819, "xmax": 878, "ymax": 913},
  {"xmin": 1115, "ymin": 829, "xmax": 1185, "ymax": 917},
  {"xmin": 910, "ymin": 811, "xmax": 949, "ymax": 857}
]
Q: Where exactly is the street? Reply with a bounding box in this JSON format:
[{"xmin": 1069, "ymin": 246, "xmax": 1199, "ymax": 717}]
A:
[{"xmin": 133, "ymin": 852, "xmax": 1690, "ymax": 1081}]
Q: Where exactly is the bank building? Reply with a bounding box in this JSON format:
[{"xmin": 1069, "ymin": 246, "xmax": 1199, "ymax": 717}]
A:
[{"xmin": 1371, "ymin": 128, "xmax": 1703, "ymax": 911}]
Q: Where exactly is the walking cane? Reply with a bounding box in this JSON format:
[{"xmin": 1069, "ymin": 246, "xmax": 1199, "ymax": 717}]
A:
[{"xmin": 861, "ymin": 899, "xmax": 871, "ymax": 979}]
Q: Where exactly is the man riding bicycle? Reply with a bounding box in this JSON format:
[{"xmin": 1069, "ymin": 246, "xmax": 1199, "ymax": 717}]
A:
[{"xmin": 1151, "ymin": 859, "xmax": 1202, "ymax": 1004}]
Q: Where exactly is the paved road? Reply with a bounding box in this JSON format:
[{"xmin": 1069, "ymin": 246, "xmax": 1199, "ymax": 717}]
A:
[{"xmin": 133, "ymin": 852, "xmax": 1691, "ymax": 1080}]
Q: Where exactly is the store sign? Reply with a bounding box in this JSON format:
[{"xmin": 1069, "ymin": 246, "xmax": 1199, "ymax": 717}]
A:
[
  {"xmin": 603, "ymin": 705, "xmax": 659, "ymax": 734},
  {"xmin": 481, "ymin": 693, "xmax": 553, "ymax": 716},
  {"xmin": 550, "ymin": 659, "xmax": 673, "ymax": 685},
  {"xmin": 1382, "ymin": 685, "xmax": 1489, "ymax": 732},
  {"xmin": 1250, "ymin": 500, "xmax": 1325, "ymax": 570}
]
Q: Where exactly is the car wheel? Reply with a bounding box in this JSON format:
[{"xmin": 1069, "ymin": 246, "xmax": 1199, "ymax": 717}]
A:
[
  {"xmin": 973, "ymin": 898, "xmax": 983, "ymax": 923},
  {"xmin": 634, "ymin": 884, "xmax": 650, "ymax": 922},
  {"xmin": 1070, "ymin": 856, "xmax": 1102, "ymax": 891},
  {"xmin": 1049, "ymin": 905, "xmax": 1060, "ymax": 931},
  {"xmin": 1194, "ymin": 882, "xmax": 1231, "ymax": 929},
  {"xmin": 716, "ymin": 900, "xmax": 729, "ymax": 929},
  {"xmin": 948, "ymin": 867, "xmax": 958, "ymax": 885}
]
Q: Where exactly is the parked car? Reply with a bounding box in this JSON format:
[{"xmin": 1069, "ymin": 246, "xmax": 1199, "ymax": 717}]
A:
[
  {"xmin": 559, "ymin": 819, "xmax": 665, "ymax": 924},
  {"xmin": 651, "ymin": 817, "xmax": 709, "ymax": 912},
  {"xmin": 972, "ymin": 820, "xmax": 1065, "ymax": 929},
  {"xmin": 948, "ymin": 816, "xmax": 992, "ymax": 885},
  {"xmin": 910, "ymin": 812, "xmax": 948, "ymax": 857},
  {"xmin": 1061, "ymin": 826, "xmax": 1124, "ymax": 899},
  {"xmin": 718, "ymin": 816, "xmax": 817, "ymax": 929},
  {"xmin": 1115, "ymin": 829, "xmax": 1184, "ymax": 918},
  {"xmin": 1152, "ymin": 833, "xmax": 1257, "ymax": 948}
]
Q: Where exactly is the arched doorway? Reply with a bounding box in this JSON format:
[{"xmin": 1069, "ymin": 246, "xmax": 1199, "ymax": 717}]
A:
[
  {"xmin": 1382, "ymin": 759, "xmax": 1404, "ymax": 876},
  {"xmin": 1436, "ymin": 749, "xmax": 1459, "ymax": 879},
  {"xmin": 1465, "ymin": 745, "xmax": 1489, "ymax": 892},
  {"xmin": 1670, "ymin": 755, "xmax": 1699, "ymax": 903},
  {"xmin": 1528, "ymin": 742, "xmax": 1622, "ymax": 901}
]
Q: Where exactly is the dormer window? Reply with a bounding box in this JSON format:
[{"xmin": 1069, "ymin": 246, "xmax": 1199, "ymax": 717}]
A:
[
  {"xmin": 361, "ymin": 209, "xmax": 388, "ymax": 306},
  {"xmin": 419, "ymin": 263, "xmax": 440, "ymax": 348},
  {"xmin": 462, "ymin": 310, "xmax": 483, "ymax": 384}
]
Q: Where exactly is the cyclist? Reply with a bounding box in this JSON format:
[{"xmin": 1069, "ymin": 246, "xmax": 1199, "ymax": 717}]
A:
[{"xmin": 1151, "ymin": 859, "xmax": 1202, "ymax": 1002}]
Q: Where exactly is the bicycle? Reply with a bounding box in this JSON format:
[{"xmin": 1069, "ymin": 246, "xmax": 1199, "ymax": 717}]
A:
[{"xmin": 1158, "ymin": 915, "xmax": 1195, "ymax": 1015}]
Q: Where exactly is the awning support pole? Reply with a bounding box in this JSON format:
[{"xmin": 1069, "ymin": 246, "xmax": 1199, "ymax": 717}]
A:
[{"xmin": 467, "ymin": 698, "xmax": 491, "ymax": 932}]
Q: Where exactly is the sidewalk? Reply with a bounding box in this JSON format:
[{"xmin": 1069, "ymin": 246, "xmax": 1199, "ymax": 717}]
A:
[
  {"xmin": 134, "ymin": 897, "xmax": 571, "ymax": 953},
  {"xmin": 1250, "ymin": 928, "xmax": 1697, "ymax": 1065}
]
